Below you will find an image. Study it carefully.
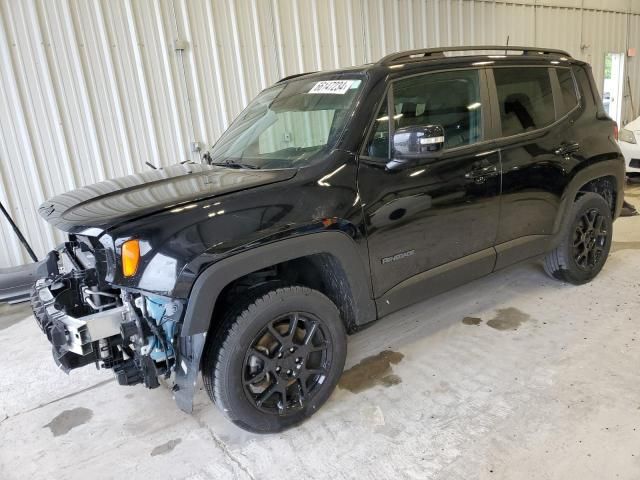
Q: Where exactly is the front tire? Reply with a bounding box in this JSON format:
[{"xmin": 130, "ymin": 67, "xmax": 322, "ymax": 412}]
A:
[
  {"xmin": 544, "ymin": 192, "xmax": 613, "ymax": 285},
  {"xmin": 202, "ymin": 286, "xmax": 347, "ymax": 433}
]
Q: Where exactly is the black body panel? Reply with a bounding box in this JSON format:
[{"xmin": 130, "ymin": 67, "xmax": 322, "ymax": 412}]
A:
[
  {"xmin": 30, "ymin": 47, "xmax": 627, "ymax": 415},
  {"xmin": 181, "ymin": 231, "xmax": 376, "ymax": 336},
  {"xmin": 358, "ymin": 147, "xmax": 501, "ymax": 297},
  {"xmin": 38, "ymin": 163, "xmax": 297, "ymax": 233},
  {"xmin": 35, "ymin": 50, "xmax": 624, "ymax": 334}
]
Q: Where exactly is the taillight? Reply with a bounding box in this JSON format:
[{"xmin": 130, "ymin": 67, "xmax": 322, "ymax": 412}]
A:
[{"xmin": 613, "ymin": 122, "xmax": 619, "ymax": 140}]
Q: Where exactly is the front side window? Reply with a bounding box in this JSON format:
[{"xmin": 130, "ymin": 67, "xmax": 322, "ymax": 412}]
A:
[
  {"xmin": 494, "ymin": 67, "xmax": 554, "ymax": 137},
  {"xmin": 209, "ymin": 76, "xmax": 364, "ymax": 169},
  {"xmin": 365, "ymin": 97, "xmax": 390, "ymax": 158},
  {"xmin": 557, "ymin": 68, "xmax": 579, "ymax": 115},
  {"xmin": 393, "ymin": 70, "xmax": 483, "ymax": 150},
  {"xmin": 364, "ymin": 69, "xmax": 483, "ymax": 158}
]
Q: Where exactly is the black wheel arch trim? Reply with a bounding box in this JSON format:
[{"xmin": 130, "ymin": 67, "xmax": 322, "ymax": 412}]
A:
[
  {"xmin": 180, "ymin": 231, "xmax": 377, "ymax": 337},
  {"xmin": 553, "ymin": 156, "xmax": 625, "ymax": 237}
]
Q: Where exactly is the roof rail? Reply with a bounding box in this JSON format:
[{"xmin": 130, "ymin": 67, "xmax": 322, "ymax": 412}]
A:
[{"xmin": 378, "ymin": 45, "xmax": 572, "ymax": 65}]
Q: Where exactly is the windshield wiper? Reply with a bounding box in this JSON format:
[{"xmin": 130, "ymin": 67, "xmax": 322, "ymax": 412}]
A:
[
  {"xmin": 202, "ymin": 151, "xmax": 259, "ymax": 169},
  {"xmin": 209, "ymin": 161, "xmax": 259, "ymax": 170}
]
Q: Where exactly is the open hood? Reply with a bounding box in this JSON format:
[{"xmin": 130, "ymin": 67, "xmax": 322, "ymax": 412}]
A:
[{"xmin": 38, "ymin": 163, "xmax": 296, "ymax": 234}]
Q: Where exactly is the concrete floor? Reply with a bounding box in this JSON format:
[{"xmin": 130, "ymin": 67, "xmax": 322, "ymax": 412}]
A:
[{"xmin": 2, "ymin": 187, "xmax": 640, "ymax": 480}]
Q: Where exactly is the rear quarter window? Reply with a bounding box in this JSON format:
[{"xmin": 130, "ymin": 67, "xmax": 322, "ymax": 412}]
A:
[
  {"xmin": 557, "ymin": 68, "xmax": 579, "ymax": 115},
  {"xmin": 494, "ymin": 67, "xmax": 555, "ymax": 137},
  {"xmin": 573, "ymin": 65, "xmax": 599, "ymax": 111}
]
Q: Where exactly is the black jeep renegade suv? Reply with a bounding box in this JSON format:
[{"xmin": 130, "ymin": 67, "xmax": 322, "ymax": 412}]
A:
[{"xmin": 32, "ymin": 46, "xmax": 625, "ymax": 433}]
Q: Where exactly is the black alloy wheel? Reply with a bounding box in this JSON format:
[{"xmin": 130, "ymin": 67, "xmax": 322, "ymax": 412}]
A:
[
  {"xmin": 202, "ymin": 286, "xmax": 347, "ymax": 433},
  {"xmin": 544, "ymin": 192, "xmax": 613, "ymax": 285},
  {"xmin": 572, "ymin": 208, "xmax": 608, "ymax": 270},
  {"xmin": 243, "ymin": 312, "xmax": 331, "ymax": 414}
]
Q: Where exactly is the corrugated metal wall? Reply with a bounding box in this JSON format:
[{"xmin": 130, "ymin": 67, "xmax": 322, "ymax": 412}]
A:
[{"xmin": 1, "ymin": 0, "xmax": 639, "ymax": 267}]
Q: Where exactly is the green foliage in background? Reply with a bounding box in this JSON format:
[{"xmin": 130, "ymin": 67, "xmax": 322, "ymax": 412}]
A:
[{"xmin": 605, "ymin": 54, "xmax": 612, "ymax": 80}]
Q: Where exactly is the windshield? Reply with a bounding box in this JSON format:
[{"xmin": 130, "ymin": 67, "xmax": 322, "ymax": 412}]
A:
[{"xmin": 208, "ymin": 74, "xmax": 364, "ymax": 169}]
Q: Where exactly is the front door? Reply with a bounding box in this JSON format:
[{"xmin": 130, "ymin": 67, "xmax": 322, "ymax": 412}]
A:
[{"xmin": 358, "ymin": 68, "xmax": 501, "ymax": 309}]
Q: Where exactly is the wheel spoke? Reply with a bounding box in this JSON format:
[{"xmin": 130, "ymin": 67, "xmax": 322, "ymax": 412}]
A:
[
  {"xmin": 308, "ymin": 341, "xmax": 329, "ymax": 354},
  {"xmin": 296, "ymin": 378, "xmax": 309, "ymax": 407},
  {"xmin": 256, "ymin": 382, "xmax": 279, "ymax": 407},
  {"xmin": 298, "ymin": 377, "xmax": 309, "ymax": 397},
  {"xmin": 244, "ymin": 369, "xmax": 267, "ymax": 385},
  {"xmin": 267, "ymin": 323, "xmax": 285, "ymax": 345},
  {"xmin": 303, "ymin": 322, "xmax": 318, "ymax": 345},
  {"xmin": 279, "ymin": 384, "xmax": 288, "ymax": 413},
  {"xmin": 288, "ymin": 313, "xmax": 299, "ymax": 340},
  {"xmin": 594, "ymin": 214, "xmax": 604, "ymax": 234},
  {"xmin": 249, "ymin": 348, "xmax": 272, "ymax": 366},
  {"xmin": 588, "ymin": 246, "xmax": 597, "ymax": 267}
]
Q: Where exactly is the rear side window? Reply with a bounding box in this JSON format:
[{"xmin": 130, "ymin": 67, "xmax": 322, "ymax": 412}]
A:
[
  {"xmin": 494, "ymin": 67, "xmax": 554, "ymax": 137},
  {"xmin": 556, "ymin": 68, "xmax": 579, "ymax": 115}
]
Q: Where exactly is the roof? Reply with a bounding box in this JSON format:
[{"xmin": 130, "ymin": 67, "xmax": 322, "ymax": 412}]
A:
[{"xmin": 277, "ymin": 46, "xmax": 576, "ymax": 84}]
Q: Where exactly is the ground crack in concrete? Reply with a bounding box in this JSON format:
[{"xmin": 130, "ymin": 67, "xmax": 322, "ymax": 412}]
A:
[
  {"xmin": 1, "ymin": 378, "xmax": 114, "ymax": 424},
  {"xmin": 24, "ymin": 379, "xmax": 114, "ymax": 415},
  {"xmin": 194, "ymin": 416, "xmax": 256, "ymax": 480}
]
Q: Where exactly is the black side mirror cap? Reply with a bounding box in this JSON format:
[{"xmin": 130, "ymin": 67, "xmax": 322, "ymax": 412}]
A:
[{"xmin": 387, "ymin": 124, "xmax": 445, "ymax": 170}]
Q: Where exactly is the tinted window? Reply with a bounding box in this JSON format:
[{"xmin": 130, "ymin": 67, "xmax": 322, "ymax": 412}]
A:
[
  {"xmin": 557, "ymin": 68, "xmax": 579, "ymax": 115},
  {"xmin": 573, "ymin": 66, "xmax": 598, "ymax": 110},
  {"xmin": 494, "ymin": 67, "xmax": 554, "ymax": 137},
  {"xmin": 210, "ymin": 76, "xmax": 364, "ymax": 168},
  {"xmin": 366, "ymin": 97, "xmax": 390, "ymax": 158},
  {"xmin": 392, "ymin": 69, "xmax": 483, "ymax": 149}
]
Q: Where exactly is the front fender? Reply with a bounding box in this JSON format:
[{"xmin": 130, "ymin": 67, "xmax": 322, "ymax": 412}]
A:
[{"xmin": 179, "ymin": 230, "xmax": 377, "ymax": 337}]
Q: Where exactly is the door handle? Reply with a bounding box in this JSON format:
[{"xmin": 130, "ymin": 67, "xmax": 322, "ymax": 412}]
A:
[
  {"xmin": 465, "ymin": 164, "xmax": 499, "ymax": 180},
  {"xmin": 554, "ymin": 142, "xmax": 580, "ymax": 156}
]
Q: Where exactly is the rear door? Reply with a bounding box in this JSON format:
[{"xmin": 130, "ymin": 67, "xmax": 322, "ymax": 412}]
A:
[
  {"xmin": 488, "ymin": 65, "xmax": 581, "ymax": 268},
  {"xmin": 358, "ymin": 68, "xmax": 501, "ymax": 305}
]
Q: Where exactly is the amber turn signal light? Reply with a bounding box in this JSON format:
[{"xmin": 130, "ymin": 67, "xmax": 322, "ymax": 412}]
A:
[{"xmin": 122, "ymin": 239, "xmax": 140, "ymax": 277}]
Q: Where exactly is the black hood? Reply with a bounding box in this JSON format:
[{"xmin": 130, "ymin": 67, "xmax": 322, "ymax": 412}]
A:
[{"xmin": 38, "ymin": 163, "xmax": 297, "ymax": 234}]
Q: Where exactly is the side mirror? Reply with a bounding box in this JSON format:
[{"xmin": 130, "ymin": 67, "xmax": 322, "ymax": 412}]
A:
[{"xmin": 387, "ymin": 125, "xmax": 445, "ymax": 170}]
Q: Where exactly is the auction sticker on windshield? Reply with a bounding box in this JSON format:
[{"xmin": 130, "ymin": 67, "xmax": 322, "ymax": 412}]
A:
[{"xmin": 309, "ymin": 80, "xmax": 355, "ymax": 94}]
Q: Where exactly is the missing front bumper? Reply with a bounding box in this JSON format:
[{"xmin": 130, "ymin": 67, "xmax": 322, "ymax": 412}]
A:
[{"xmin": 33, "ymin": 279, "xmax": 127, "ymax": 371}]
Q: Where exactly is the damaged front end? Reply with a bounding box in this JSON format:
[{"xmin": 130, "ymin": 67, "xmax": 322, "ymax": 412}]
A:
[{"xmin": 31, "ymin": 239, "xmax": 199, "ymax": 410}]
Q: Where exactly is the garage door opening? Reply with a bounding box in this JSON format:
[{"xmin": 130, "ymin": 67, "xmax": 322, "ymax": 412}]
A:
[{"xmin": 603, "ymin": 52, "xmax": 625, "ymax": 125}]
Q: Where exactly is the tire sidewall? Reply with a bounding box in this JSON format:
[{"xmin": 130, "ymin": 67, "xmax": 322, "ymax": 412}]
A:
[{"xmin": 214, "ymin": 287, "xmax": 346, "ymax": 433}]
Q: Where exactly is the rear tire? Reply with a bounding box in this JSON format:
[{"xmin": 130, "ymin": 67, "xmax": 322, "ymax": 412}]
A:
[
  {"xmin": 202, "ymin": 286, "xmax": 347, "ymax": 433},
  {"xmin": 544, "ymin": 192, "xmax": 613, "ymax": 285}
]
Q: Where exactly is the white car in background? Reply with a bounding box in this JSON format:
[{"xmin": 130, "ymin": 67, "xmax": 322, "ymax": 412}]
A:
[{"xmin": 618, "ymin": 116, "xmax": 640, "ymax": 175}]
